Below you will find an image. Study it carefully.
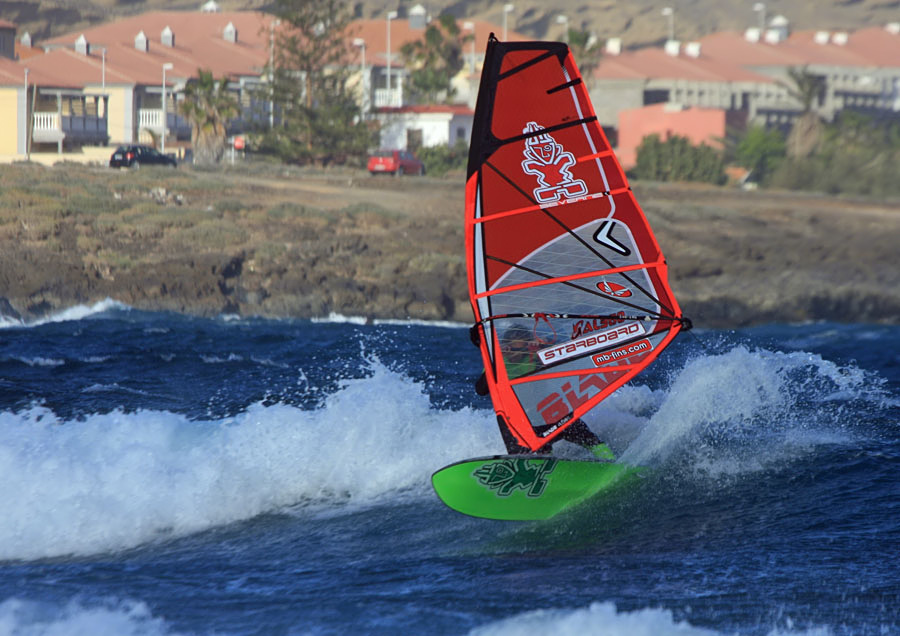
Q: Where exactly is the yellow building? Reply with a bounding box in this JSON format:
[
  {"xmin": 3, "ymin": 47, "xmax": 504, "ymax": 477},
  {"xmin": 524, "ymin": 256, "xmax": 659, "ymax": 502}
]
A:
[{"xmin": 0, "ymin": 11, "xmax": 276, "ymax": 162}]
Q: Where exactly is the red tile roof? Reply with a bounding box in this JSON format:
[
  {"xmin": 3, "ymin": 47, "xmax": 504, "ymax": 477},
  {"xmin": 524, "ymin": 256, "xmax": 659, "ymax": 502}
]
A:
[
  {"xmin": 348, "ymin": 17, "xmax": 527, "ymax": 67},
  {"xmin": 0, "ymin": 56, "xmax": 63, "ymax": 87},
  {"xmin": 40, "ymin": 10, "xmax": 274, "ymax": 82},
  {"xmin": 697, "ymin": 27, "xmax": 900, "ymax": 69},
  {"xmin": 376, "ymin": 104, "xmax": 473, "ymax": 115},
  {"xmin": 594, "ymin": 46, "xmax": 774, "ymax": 83}
]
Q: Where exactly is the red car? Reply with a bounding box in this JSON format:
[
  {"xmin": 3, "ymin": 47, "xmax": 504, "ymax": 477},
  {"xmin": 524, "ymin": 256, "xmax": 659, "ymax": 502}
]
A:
[{"xmin": 367, "ymin": 149, "xmax": 425, "ymax": 176}]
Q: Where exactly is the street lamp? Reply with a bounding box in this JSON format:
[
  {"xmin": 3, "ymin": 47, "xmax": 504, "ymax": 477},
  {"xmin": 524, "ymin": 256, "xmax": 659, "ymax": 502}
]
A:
[
  {"xmin": 502, "ymin": 4, "xmax": 514, "ymax": 41},
  {"xmin": 753, "ymin": 2, "xmax": 766, "ymax": 32},
  {"xmin": 386, "ymin": 10, "xmax": 398, "ymax": 107},
  {"xmin": 556, "ymin": 14, "xmax": 569, "ymax": 44},
  {"xmin": 161, "ymin": 62, "xmax": 173, "ymax": 155},
  {"xmin": 24, "ymin": 68, "xmax": 29, "ymax": 160},
  {"xmin": 353, "ymin": 37, "xmax": 368, "ymax": 115},
  {"xmin": 269, "ymin": 18, "xmax": 280, "ymax": 129},
  {"xmin": 463, "ymin": 21, "xmax": 475, "ymax": 74},
  {"xmin": 662, "ymin": 7, "xmax": 674, "ymax": 42}
]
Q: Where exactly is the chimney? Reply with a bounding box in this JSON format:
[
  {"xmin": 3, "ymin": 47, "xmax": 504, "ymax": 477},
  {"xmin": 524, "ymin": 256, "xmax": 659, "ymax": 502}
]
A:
[
  {"xmin": 223, "ymin": 21, "xmax": 237, "ymax": 43},
  {"xmin": 162, "ymin": 25, "xmax": 174, "ymax": 47},
  {"xmin": 744, "ymin": 27, "xmax": 760, "ymax": 42},
  {"xmin": 831, "ymin": 31, "xmax": 848, "ymax": 45},
  {"xmin": 605, "ymin": 37, "xmax": 622, "ymax": 56},
  {"xmin": 409, "ymin": 4, "xmax": 426, "ymax": 29},
  {"xmin": 765, "ymin": 15, "xmax": 789, "ymax": 43},
  {"xmin": 135, "ymin": 30, "xmax": 148, "ymax": 52},
  {"xmin": 814, "ymin": 31, "xmax": 829, "ymax": 45},
  {"xmin": 20, "ymin": 31, "xmax": 31, "ymax": 48},
  {"xmin": 200, "ymin": 0, "xmax": 220, "ymax": 12},
  {"xmin": 664, "ymin": 39, "xmax": 680, "ymax": 56},
  {"xmin": 75, "ymin": 33, "xmax": 88, "ymax": 55},
  {"xmin": 887, "ymin": 22, "xmax": 900, "ymax": 35},
  {"xmin": 684, "ymin": 41, "xmax": 701, "ymax": 57}
]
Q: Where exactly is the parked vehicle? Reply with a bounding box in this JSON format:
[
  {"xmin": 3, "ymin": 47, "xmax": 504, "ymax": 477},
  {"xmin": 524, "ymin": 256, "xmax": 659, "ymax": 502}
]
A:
[
  {"xmin": 109, "ymin": 145, "xmax": 177, "ymax": 169},
  {"xmin": 367, "ymin": 149, "xmax": 425, "ymax": 176}
]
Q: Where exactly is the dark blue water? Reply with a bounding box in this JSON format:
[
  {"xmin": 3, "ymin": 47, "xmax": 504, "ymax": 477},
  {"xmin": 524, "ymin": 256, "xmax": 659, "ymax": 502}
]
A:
[{"xmin": 1, "ymin": 302, "xmax": 897, "ymax": 635}]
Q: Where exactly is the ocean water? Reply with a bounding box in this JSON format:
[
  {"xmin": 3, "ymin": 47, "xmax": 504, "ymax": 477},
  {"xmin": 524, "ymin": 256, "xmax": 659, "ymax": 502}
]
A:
[{"xmin": 0, "ymin": 301, "xmax": 897, "ymax": 636}]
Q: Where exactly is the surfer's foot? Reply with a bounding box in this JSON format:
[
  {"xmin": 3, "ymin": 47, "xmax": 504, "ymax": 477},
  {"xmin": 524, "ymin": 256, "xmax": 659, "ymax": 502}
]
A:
[{"xmin": 590, "ymin": 443, "xmax": 615, "ymax": 461}]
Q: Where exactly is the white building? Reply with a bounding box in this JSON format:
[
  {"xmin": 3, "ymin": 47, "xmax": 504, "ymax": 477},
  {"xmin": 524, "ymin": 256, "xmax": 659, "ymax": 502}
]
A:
[{"xmin": 374, "ymin": 105, "xmax": 473, "ymax": 150}]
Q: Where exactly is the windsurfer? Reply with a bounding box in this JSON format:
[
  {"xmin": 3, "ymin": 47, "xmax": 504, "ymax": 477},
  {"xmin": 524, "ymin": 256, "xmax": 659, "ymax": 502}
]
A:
[{"xmin": 475, "ymin": 326, "xmax": 613, "ymax": 459}]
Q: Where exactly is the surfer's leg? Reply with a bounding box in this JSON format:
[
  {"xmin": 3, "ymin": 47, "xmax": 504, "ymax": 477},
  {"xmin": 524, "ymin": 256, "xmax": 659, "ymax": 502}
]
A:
[
  {"xmin": 560, "ymin": 419, "xmax": 601, "ymax": 446},
  {"xmin": 497, "ymin": 418, "xmax": 535, "ymax": 455},
  {"xmin": 561, "ymin": 420, "xmax": 615, "ymax": 459},
  {"xmin": 474, "ymin": 371, "xmax": 489, "ymax": 396}
]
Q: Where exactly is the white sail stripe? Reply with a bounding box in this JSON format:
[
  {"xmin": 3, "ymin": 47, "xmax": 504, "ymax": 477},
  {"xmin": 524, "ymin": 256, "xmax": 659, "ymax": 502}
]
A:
[
  {"xmin": 490, "ymin": 213, "xmax": 656, "ymax": 306},
  {"xmin": 473, "ymin": 184, "xmax": 495, "ymax": 361},
  {"xmin": 562, "ymin": 62, "xmax": 614, "ymax": 214},
  {"xmin": 561, "ymin": 53, "xmax": 660, "ymax": 308}
]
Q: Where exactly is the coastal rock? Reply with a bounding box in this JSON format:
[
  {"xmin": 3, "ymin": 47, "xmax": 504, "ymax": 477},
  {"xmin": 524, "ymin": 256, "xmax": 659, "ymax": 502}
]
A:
[{"xmin": 0, "ymin": 167, "xmax": 897, "ymax": 327}]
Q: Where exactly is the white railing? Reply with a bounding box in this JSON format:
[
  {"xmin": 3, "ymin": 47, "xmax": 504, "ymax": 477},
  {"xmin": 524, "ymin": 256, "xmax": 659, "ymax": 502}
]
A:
[
  {"xmin": 373, "ymin": 88, "xmax": 403, "ymax": 108},
  {"xmin": 138, "ymin": 108, "xmax": 164, "ymax": 130},
  {"xmin": 33, "ymin": 112, "xmax": 60, "ymax": 131}
]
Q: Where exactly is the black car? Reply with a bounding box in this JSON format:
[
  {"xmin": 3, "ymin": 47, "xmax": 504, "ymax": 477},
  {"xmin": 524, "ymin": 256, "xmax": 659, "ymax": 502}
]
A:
[{"xmin": 109, "ymin": 145, "xmax": 177, "ymax": 168}]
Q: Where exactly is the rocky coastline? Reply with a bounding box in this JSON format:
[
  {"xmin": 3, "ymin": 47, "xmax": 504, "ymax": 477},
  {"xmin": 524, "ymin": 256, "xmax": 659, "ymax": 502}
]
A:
[{"xmin": 1, "ymin": 163, "xmax": 898, "ymax": 328}]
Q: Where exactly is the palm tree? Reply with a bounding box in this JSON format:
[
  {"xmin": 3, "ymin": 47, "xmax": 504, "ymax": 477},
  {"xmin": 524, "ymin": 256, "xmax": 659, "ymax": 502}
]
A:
[
  {"xmin": 567, "ymin": 29, "xmax": 602, "ymax": 79},
  {"xmin": 401, "ymin": 14, "xmax": 463, "ymax": 104},
  {"xmin": 779, "ymin": 66, "xmax": 825, "ymax": 159},
  {"xmin": 178, "ymin": 69, "xmax": 240, "ymax": 165}
]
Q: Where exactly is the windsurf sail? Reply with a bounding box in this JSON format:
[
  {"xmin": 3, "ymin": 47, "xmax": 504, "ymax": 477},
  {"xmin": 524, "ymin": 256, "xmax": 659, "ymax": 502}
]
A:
[{"xmin": 466, "ymin": 35, "xmax": 691, "ymax": 452}]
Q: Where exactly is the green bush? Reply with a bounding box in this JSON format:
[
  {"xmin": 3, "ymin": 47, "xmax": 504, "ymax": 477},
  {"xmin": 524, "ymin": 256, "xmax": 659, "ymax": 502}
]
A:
[
  {"xmin": 417, "ymin": 141, "xmax": 468, "ymax": 177},
  {"xmin": 634, "ymin": 134, "xmax": 726, "ymax": 185},
  {"xmin": 735, "ymin": 125, "xmax": 786, "ymax": 184},
  {"xmin": 768, "ymin": 112, "xmax": 900, "ymax": 197}
]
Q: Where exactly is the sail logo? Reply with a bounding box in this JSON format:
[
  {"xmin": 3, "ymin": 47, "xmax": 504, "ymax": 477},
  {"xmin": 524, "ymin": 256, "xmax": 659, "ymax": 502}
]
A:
[
  {"xmin": 591, "ymin": 338, "xmax": 652, "ymax": 366},
  {"xmin": 473, "ymin": 458, "xmax": 557, "ymax": 497},
  {"xmin": 572, "ymin": 310, "xmax": 626, "ymax": 339},
  {"xmin": 521, "ymin": 121, "xmax": 588, "ymax": 204},
  {"xmin": 593, "ymin": 220, "xmax": 632, "ymax": 256},
  {"xmin": 597, "ymin": 281, "xmax": 632, "ymax": 298},
  {"xmin": 537, "ymin": 321, "xmax": 646, "ymax": 364},
  {"xmin": 537, "ymin": 375, "xmax": 609, "ymax": 425}
]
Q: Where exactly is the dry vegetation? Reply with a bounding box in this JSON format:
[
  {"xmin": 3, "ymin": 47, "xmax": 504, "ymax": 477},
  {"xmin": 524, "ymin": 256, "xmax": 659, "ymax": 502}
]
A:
[{"xmin": 0, "ymin": 160, "xmax": 898, "ymax": 326}]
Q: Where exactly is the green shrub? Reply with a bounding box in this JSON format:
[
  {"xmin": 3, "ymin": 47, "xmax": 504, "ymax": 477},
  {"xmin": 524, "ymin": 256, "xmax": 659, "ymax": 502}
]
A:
[
  {"xmin": 735, "ymin": 125, "xmax": 786, "ymax": 184},
  {"xmin": 418, "ymin": 141, "xmax": 468, "ymax": 177},
  {"xmin": 768, "ymin": 112, "xmax": 900, "ymax": 197},
  {"xmin": 634, "ymin": 134, "xmax": 726, "ymax": 184}
]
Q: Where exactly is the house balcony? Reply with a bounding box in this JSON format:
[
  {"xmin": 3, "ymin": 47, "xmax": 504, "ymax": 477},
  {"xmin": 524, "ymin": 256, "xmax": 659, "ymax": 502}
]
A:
[
  {"xmin": 137, "ymin": 108, "xmax": 192, "ymax": 141},
  {"xmin": 373, "ymin": 87, "xmax": 403, "ymax": 108},
  {"xmin": 31, "ymin": 111, "xmax": 109, "ymax": 145}
]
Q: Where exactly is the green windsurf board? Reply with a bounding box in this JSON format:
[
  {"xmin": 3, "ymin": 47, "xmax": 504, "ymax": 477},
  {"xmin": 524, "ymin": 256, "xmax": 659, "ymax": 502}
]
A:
[{"xmin": 432, "ymin": 455, "xmax": 639, "ymax": 521}]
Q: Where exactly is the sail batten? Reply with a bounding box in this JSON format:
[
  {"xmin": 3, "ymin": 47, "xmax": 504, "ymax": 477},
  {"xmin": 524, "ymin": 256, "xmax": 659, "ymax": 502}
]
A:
[
  {"xmin": 474, "ymin": 262, "xmax": 668, "ymax": 300},
  {"xmin": 466, "ymin": 36, "xmax": 688, "ymax": 451}
]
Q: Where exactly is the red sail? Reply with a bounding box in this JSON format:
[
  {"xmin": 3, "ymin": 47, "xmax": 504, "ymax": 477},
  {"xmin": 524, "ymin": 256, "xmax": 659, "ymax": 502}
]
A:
[{"xmin": 466, "ymin": 37, "xmax": 689, "ymax": 451}]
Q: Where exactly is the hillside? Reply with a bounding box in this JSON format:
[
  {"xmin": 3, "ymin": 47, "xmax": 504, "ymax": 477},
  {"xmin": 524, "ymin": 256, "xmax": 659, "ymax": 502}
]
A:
[
  {"xmin": 5, "ymin": 0, "xmax": 895, "ymax": 47},
  {"xmin": 1, "ymin": 162, "xmax": 897, "ymax": 327}
]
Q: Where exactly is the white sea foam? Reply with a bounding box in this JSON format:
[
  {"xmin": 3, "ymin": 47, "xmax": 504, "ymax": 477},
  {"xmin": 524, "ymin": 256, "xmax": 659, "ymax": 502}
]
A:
[
  {"xmin": 12, "ymin": 356, "xmax": 65, "ymax": 367},
  {"xmin": 310, "ymin": 311, "xmax": 465, "ymax": 329},
  {"xmin": 619, "ymin": 345, "xmax": 873, "ymax": 473},
  {"xmin": 0, "ymin": 360, "xmax": 502, "ymax": 560},
  {"xmin": 0, "ymin": 343, "xmax": 878, "ymax": 561},
  {"xmin": 0, "ymin": 597, "xmax": 181, "ymax": 636},
  {"xmin": 0, "ymin": 596, "xmax": 833, "ymax": 636},
  {"xmin": 469, "ymin": 601, "xmax": 831, "ymax": 636},
  {"xmin": 0, "ymin": 299, "xmax": 128, "ymax": 330}
]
